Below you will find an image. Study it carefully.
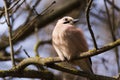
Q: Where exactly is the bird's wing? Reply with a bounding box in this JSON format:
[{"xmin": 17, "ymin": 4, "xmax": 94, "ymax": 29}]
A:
[
  {"xmin": 64, "ymin": 26, "xmax": 93, "ymax": 73},
  {"xmin": 64, "ymin": 26, "xmax": 88, "ymax": 52}
]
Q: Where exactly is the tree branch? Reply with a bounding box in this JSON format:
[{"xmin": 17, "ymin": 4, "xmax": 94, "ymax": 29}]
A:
[
  {"xmin": 0, "ymin": 56, "xmax": 23, "ymax": 62},
  {"xmin": 0, "ymin": 69, "xmax": 53, "ymax": 79},
  {"xmin": 34, "ymin": 40, "xmax": 52, "ymax": 57},
  {"xmin": 86, "ymin": 0, "xmax": 98, "ymax": 49},
  {"xmin": 105, "ymin": 0, "xmax": 120, "ymax": 11},
  {"xmin": 15, "ymin": 37, "xmax": 120, "ymax": 69},
  {"xmin": 48, "ymin": 63, "xmax": 116, "ymax": 80},
  {"xmin": 0, "ymin": 38, "xmax": 119, "ymax": 79},
  {"xmin": 104, "ymin": 0, "xmax": 120, "ymax": 72},
  {"xmin": 3, "ymin": 0, "xmax": 16, "ymax": 66},
  {"xmin": 9, "ymin": 38, "xmax": 120, "ymax": 79}
]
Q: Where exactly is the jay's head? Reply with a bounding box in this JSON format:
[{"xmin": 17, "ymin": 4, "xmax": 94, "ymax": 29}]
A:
[{"xmin": 57, "ymin": 16, "xmax": 79, "ymax": 25}]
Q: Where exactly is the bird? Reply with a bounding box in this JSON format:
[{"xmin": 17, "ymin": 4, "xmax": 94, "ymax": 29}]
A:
[{"xmin": 52, "ymin": 16, "xmax": 93, "ymax": 79}]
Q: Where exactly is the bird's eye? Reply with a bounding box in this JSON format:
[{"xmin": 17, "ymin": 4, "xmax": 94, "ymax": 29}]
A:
[
  {"xmin": 64, "ymin": 18, "xmax": 68, "ymax": 21},
  {"xmin": 63, "ymin": 18, "xmax": 70, "ymax": 24}
]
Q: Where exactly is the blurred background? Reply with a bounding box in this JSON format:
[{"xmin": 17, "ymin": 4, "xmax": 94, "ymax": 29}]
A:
[{"xmin": 0, "ymin": 0, "xmax": 120, "ymax": 80}]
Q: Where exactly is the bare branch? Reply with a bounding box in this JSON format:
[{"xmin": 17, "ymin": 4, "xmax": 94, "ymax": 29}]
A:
[
  {"xmin": 0, "ymin": 36, "xmax": 120, "ymax": 79},
  {"xmin": 105, "ymin": 0, "xmax": 120, "ymax": 11},
  {"xmin": 48, "ymin": 63, "xmax": 116, "ymax": 80},
  {"xmin": 0, "ymin": 70, "xmax": 53, "ymax": 79},
  {"xmin": 0, "ymin": 56, "xmax": 23, "ymax": 62},
  {"xmin": 23, "ymin": 49, "xmax": 30, "ymax": 58},
  {"xmin": 86, "ymin": 0, "xmax": 98, "ymax": 49},
  {"xmin": 104, "ymin": 0, "xmax": 120, "ymax": 72},
  {"xmin": 3, "ymin": 0, "xmax": 16, "ymax": 66},
  {"xmin": 34, "ymin": 40, "xmax": 52, "ymax": 57},
  {"xmin": 40, "ymin": 1, "xmax": 56, "ymax": 15},
  {"xmin": 11, "ymin": 38, "xmax": 120, "ymax": 79}
]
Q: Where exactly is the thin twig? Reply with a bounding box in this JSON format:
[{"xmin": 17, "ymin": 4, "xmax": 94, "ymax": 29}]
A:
[
  {"xmin": 23, "ymin": 49, "xmax": 30, "ymax": 58},
  {"xmin": 34, "ymin": 25, "xmax": 40, "ymax": 57},
  {"xmin": 86, "ymin": 0, "xmax": 98, "ymax": 49},
  {"xmin": 32, "ymin": 6, "xmax": 39, "ymax": 15},
  {"xmin": 3, "ymin": 0, "xmax": 16, "ymax": 67},
  {"xmin": 34, "ymin": 40, "xmax": 52, "ymax": 57},
  {"xmin": 32, "ymin": 0, "xmax": 41, "ymax": 16},
  {"xmin": 112, "ymin": 0, "xmax": 119, "ymax": 73},
  {"xmin": 8, "ymin": 0, "xmax": 21, "ymax": 11},
  {"xmin": 104, "ymin": 0, "xmax": 116, "ymax": 41},
  {"xmin": 32, "ymin": 1, "xmax": 42, "ymax": 57},
  {"xmin": 34, "ymin": 41, "xmax": 40, "ymax": 57},
  {"xmin": 34, "ymin": 27, "xmax": 39, "ymax": 41},
  {"xmin": 90, "ymin": 12, "xmax": 107, "ymax": 23},
  {"xmin": 104, "ymin": 0, "xmax": 120, "ymax": 72},
  {"xmin": 112, "ymin": 0, "xmax": 115, "ymax": 34},
  {"xmin": 105, "ymin": 0, "xmax": 120, "ymax": 11},
  {"xmin": 11, "ymin": 0, "xmax": 25, "ymax": 14},
  {"xmin": 40, "ymin": 1, "xmax": 56, "ymax": 15},
  {"xmin": 32, "ymin": 1, "xmax": 56, "ymax": 16}
]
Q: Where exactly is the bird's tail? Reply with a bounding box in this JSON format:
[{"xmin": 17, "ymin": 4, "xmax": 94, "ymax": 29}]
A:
[{"xmin": 72, "ymin": 58, "xmax": 93, "ymax": 80}]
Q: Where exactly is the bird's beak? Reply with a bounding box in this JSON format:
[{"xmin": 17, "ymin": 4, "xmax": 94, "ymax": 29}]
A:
[{"xmin": 73, "ymin": 19, "xmax": 79, "ymax": 23}]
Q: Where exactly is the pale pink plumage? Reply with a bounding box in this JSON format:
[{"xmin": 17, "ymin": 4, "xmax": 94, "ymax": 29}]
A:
[{"xmin": 52, "ymin": 16, "xmax": 93, "ymax": 74}]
